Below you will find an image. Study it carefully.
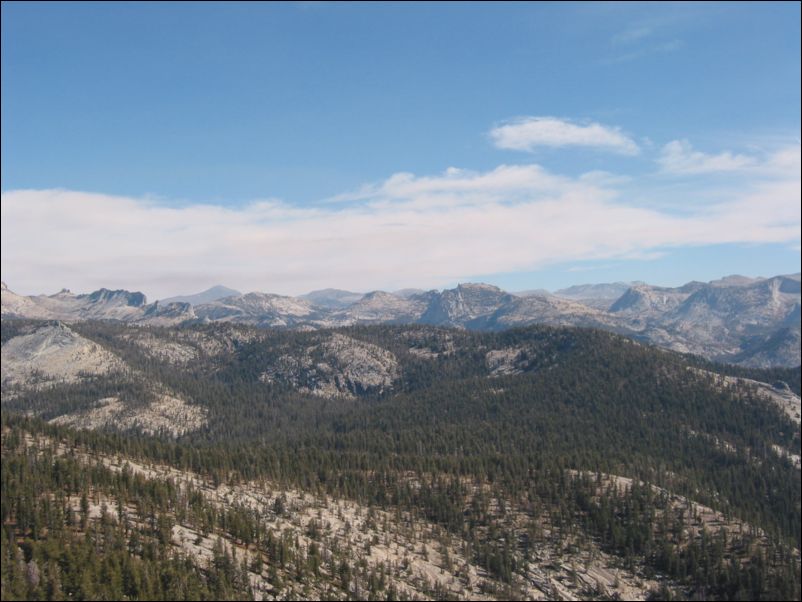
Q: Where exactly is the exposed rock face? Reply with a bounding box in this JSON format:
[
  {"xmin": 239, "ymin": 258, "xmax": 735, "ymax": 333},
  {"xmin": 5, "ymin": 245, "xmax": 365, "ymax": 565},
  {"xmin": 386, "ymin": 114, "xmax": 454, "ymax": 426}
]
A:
[
  {"xmin": 485, "ymin": 347, "xmax": 528, "ymax": 376},
  {"xmin": 402, "ymin": 329, "xmax": 456, "ymax": 359},
  {"xmin": 708, "ymin": 274, "xmax": 765, "ymax": 288},
  {"xmin": 2, "ymin": 273, "xmax": 800, "ymax": 367},
  {"xmin": 260, "ymin": 333, "xmax": 399, "ymax": 398},
  {"xmin": 320, "ymin": 333, "xmax": 399, "ymax": 393},
  {"xmin": 477, "ymin": 294, "xmax": 621, "ymax": 331},
  {"xmin": 1, "ymin": 322, "xmax": 122, "ymax": 387},
  {"xmin": 124, "ymin": 332, "xmax": 200, "ymax": 365},
  {"xmin": 194, "ymin": 292, "xmax": 315, "ymax": 326},
  {"xmin": 692, "ymin": 368, "xmax": 802, "ymax": 426},
  {"xmin": 136, "ymin": 301, "xmax": 196, "ymax": 326},
  {"xmin": 1, "ymin": 283, "xmax": 55, "ymax": 319},
  {"xmin": 621, "ymin": 275, "xmax": 802, "ymax": 366},
  {"xmin": 668, "ymin": 276, "xmax": 798, "ymax": 328},
  {"xmin": 732, "ymin": 327, "xmax": 801, "ymax": 369},
  {"xmin": 13, "ymin": 429, "xmax": 696, "ymax": 602},
  {"xmin": 1, "ymin": 321, "xmax": 209, "ymax": 436},
  {"xmin": 333, "ymin": 291, "xmax": 426, "ymax": 324},
  {"xmin": 609, "ymin": 284, "xmax": 692, "ymax": 317},
  {"xmin": 392, "ymin": 288, "xmax": 426, "ymax": 299},
  {"xmin": 419, "ymin": 283, "xmax": 514, "ymax": 326},
  {"xmin": 49, "ymin": 394, "xmax": 207, "ymax": 437},
  {"xmin": 169, "ymin": 325, "xmax": 263, "ymax": 357},
  {"xmin": 87, "ymin": 288, "xmax": 146, "ymax": 307},
  {"xmin": 552, "ymin": 281, "xmax": 638, "ymax": 310},
  {"xmin": 1, "ymin": 284, "xmax": 148, "ymax": 321}
]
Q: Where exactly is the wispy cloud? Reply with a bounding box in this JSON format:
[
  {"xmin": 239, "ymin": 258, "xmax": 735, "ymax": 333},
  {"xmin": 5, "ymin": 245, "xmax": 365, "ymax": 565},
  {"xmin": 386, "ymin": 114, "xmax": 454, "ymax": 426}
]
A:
[
  {"xmin": 611, "ymin": 26, "xmax": 653, "ymax": 45},
  {"xmin": 489, "ymin": 117, "xmax": 640, "ymax": 155},
  {"xmin": 2, "ymin": 143, "xmax": 798, "ymax": 298},
  {"xmin": 607, "ymin": 38, "xmax": 684, "ymax": 63},
  {"xmin": 658, "ymin": 139, "xmax": 770, "ymax": 174},
  {"xmin": 607, "ymin": 13, "xmax": 685, "ymax": 63},
  {"xmin": 567, "ymin": 263, "xmax": 618, "ymax": 273}
]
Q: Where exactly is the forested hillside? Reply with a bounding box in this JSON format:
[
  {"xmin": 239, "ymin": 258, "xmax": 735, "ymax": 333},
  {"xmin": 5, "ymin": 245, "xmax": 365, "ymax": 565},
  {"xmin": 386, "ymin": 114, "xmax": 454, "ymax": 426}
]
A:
[{"xmin": 2, "ymin": 321, "xmax": 800, "ymax": 600}]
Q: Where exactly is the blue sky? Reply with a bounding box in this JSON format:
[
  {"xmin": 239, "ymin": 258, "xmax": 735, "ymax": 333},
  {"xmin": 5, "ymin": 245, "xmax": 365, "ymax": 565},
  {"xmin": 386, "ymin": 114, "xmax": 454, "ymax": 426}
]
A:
[{"xmin": 2, "ymin": 2, "xmax": 800, "ymax": 298}]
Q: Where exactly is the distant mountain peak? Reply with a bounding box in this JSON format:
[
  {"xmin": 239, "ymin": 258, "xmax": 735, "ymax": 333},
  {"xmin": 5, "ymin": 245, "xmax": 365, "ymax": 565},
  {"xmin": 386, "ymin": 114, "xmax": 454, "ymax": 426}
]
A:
[
  {"xmin": 86, "ymin": 288, "xmax": 147, "ymax": 307},
  {"xmin": 304, "ymin": 288, "xmax": 361, "ymax": 296},
  {"xmin": 456, "ymin": 282, "xmax": 503, "ymax": 292},
  {"xmin": 553, "ymin": 282, "xmax": 636, "ymax": 303},
  {"xmin": 2, "ymin": 273, "xmax": 799, "ymax": 367},
  {"xmin": 708, "ymin": 274, "xmax": 763, "ymax": 287},
  {"xmin": 362, "ymin": 290, "xmax": 395, "ymax": 299},
  {"xmin": 392, "ymin": 288, "xmax": 425, "ymax": 299},
  {"xmin": 161, "ymin": 285, "xmax": 242, "ymax": 306},
  {"xmin": 300, "ymin": 288, "xmax": 364, "ymax": 309}
]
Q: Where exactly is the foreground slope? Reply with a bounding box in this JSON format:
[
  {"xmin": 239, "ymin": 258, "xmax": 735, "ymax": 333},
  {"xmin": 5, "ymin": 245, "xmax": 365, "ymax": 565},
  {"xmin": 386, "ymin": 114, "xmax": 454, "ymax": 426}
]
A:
[{"xmin": 3, "ymin": 423, "xmax": 688, "ymax": 600}]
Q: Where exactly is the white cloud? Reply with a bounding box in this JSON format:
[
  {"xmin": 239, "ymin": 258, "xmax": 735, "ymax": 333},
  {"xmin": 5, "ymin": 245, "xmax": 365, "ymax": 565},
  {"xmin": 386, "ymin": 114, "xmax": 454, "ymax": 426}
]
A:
[
  {"xmin": 658, "ymin": 139, "xmax": 757, "ymax": 174},
  {"xmin": 766, "ymin": 145, "xmax": 802, "ymax": 173},
  {"xmin": 2, "ymin": 148, "xmax": 799, "ymax": 299},
  {"xmin": 489, "ymin": 117, "xmax": 640, "ymax": 155}
]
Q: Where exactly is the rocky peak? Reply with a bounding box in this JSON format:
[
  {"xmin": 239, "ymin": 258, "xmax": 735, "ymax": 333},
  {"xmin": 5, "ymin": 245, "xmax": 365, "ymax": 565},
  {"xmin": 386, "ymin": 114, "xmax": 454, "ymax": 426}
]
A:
[
  {"xmin": 1, "ymin": 320, "xmax": 122, "ymax": 386},
  {"xmin": 553, "ymin": 282, "xmax": 634, "ymax": 300},
  {"xmin": 141, "ymin": 300, "xmax": 195, "ymax": 320},
  {"xmin": 672, "ymin": 275, "xmax": 800, "ymax": 324},
  {"xmin": 193, "ymin": 291, "xmax": 314, "ymax": 325},
  {"xmin": 420, "ymin": 282, "xmax": 512, "ymax": 326},
  {"xmin": 709, "ymin": 274, "xmax": 763, "ymax": 288},
  {"xmin": 160, "ymin": 285, "xmax": 242, "ymax": 306},
  {"xmin": 774, "ymin": 275, "xmax": 801, "ymax": 295},
  {"xmin": 86, "ymin": 288, "xmax": 147, "ymax": 307},
  {"xmin": 456, "ymin": 282, "xmax": 504, "ymax": 293},
  {"xmin": 260, "ymin": 333, "xmax": 399, "ymax": 398},
  {"xmin": 608, "ymin": 285, "xmax": 688, "ymax": 315},
  {"xmin": 335, "ymin": 290, "xmax": 426, "ymax": 323}
]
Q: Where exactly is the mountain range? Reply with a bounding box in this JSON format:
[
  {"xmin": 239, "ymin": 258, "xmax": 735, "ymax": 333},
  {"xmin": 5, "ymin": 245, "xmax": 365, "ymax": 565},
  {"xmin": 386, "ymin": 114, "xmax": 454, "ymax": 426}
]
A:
[{"xmin": 2, "ymin": 273, "xmax": 800, "ymax": 367}]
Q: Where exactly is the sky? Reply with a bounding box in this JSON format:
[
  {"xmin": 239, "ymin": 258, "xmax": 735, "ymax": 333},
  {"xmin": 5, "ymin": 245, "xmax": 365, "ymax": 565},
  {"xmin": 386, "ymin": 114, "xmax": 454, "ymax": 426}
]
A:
[{"xmin": 1, "ymin": 1, "xmax": 800, "ymax": 300}]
